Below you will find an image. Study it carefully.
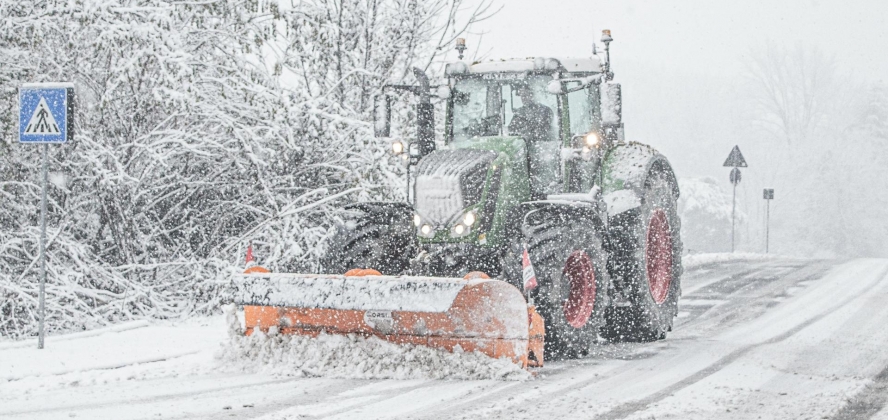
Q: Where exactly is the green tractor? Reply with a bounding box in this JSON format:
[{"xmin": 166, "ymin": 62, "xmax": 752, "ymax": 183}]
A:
[{"xmin": 322, "ymin": 32, "xmax": 682, "ymax": 358}]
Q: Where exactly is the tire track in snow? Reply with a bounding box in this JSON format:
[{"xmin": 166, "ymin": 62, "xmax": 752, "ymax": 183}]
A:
[
  {"xmin": 0, "ymin": 350, "xmax": 199, "ymax": 382},
  {"xmin": 593, "ymin": 260, "xmax": 888, "ymax": 420},
  {"xmin": 6, "ymin": 258, "xmax": 868, "ymax": 420},
  {"xmin": 420, "ymin": 259, "xmax": 878, "ymax": 420},
  {"xmin": 3, "ymin": 375, "xmax": 441, "ymax": 420},
  {"xmin": 621, "ymin": 259, "xmax": 888, "ymax": 419},
  {"xmin": 288, "ymin": 263, "xmax": 773, "ymax": 420},
  {"xmin": 673, "ymin": 262, "xmax": 829, "ymax": 336},
  {"xmin": 317, "ymin": 381, "xmax": 504, "ymax": 420},
  {"xmin": 406, "ymin": 259, "xmax": 819, "ymax": 420},
  {"xmin": 207, "ymin": 379, "xmax": 444, "ymax": 420},
  {"xmin": 0, "ymin": 320, "xmax": 150, "ymax": 350},
  {"xmin": 0, "ymin": 375, "xmax": 302, "ymax": 418}
]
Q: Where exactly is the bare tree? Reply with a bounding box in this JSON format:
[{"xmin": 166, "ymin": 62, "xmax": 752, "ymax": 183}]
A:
[
  {"xmin": 745, "ymin": 43, "xmax": 839, "ymax": 145},
  {"xmin": 742, "ymin": 42, "xmax": 888, "ymax": 258}
]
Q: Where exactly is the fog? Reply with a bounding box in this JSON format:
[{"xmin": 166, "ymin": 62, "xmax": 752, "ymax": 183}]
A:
[{"xmin": 459, "ymin": 0, "xmax": 888, "ymax": 257}]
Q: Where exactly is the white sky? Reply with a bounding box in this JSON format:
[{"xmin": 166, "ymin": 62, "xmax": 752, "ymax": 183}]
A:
[{"xmin": 468, "ymin": 0, "xmax": 888, "ymax": 83}]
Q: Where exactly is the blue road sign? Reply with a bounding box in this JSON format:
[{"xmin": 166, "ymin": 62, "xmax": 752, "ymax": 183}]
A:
[{"xmin": 19, "ymin": 83, "xmax": 74, "ymax": 144}]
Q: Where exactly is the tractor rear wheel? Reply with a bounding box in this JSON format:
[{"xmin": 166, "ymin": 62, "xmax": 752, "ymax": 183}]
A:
[
  {"xmin": 320, "ymin": 203, "xmax": 416, "ymax": 275},
  {"xmin": 603, "ymin": 169, "xmax": 682, "ymax": 342},
  {"xmin": 510, "ymin": 208, "xmax": 610, "ymax": 359}
]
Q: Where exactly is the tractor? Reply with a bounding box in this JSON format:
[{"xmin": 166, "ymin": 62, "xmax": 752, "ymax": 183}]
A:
[{"xmin": 319, "ymin": 31, "xmax": 682, "ymax": 359}]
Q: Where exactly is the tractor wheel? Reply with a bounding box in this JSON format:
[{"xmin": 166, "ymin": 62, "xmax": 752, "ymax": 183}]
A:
[
  {"xmin": 602, "ymin": 169, "xmax": 683, "ymax": 342},
  {"xmin": 320, "ymin": 204, "xmax": 416, "ymax": 275},
  {"xmin": 513, "ymin": 208, "xmax": 611, "ymax": 359}
]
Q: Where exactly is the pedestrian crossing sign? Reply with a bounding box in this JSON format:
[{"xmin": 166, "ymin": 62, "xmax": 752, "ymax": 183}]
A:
[{"xmin": 19, "ymin": 83, "xmax": 75, "ymax": 144}]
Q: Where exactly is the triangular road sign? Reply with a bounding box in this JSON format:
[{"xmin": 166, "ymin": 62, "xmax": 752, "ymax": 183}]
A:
[
  {"xmin": 24, "ymin": 97, "xmax": 61, "ymax": 135},
  {"xmin": 723, "ymin": 145, "xmax": 748, "ymax": 167}
]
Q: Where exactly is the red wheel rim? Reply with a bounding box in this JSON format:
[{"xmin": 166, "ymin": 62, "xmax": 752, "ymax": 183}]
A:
[
  {"xmin": 562, "ymin": 250, "xmax": 597, "ymax": 328},
  {"xmin": 646, "ymin": 209, "xmax": 674, "ymax": 304}
]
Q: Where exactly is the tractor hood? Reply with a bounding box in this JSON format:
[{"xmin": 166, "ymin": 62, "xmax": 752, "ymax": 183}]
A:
[
  {"xmin": 414, "ymin": 149, "xmax": 497, "ymax": 227},
  {"xmin": 412, "ymin": 137, "xmax": 531, "ymax": 249}
]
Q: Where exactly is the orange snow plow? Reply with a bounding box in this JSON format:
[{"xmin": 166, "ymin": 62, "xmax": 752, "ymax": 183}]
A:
[{"xmin": 234, "ymin": 268, "xmax": 544, "ymax": 368}]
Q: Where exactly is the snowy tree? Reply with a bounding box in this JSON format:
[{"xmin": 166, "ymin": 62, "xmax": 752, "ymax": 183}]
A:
[
  {"xmin": 678, "ymin": 177, "xmax": 746, "ymax": 253},
  {"xmin": 0, "ymin": 0, "xmax": 492, "ymax": 339},
  {"xmin": 745, "ymin": 44, "xmax": 842, "ymax": 146}
]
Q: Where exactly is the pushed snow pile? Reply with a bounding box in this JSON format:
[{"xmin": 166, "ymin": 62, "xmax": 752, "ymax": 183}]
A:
[
  {"xmin": 234, "ymin": 273, "xmax": 467, "ymax": 312},
  {"xmin": 215, "ymin": 306, "xmax": 529, "ymax": 381}
]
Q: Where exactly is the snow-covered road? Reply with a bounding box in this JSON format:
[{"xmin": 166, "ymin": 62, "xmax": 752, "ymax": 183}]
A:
[{"xmin": 2, "ymin": 256, "xmax": 888, "ymax": 419}]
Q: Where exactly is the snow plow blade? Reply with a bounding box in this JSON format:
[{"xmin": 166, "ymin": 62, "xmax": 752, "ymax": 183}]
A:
[{"xmin": 233, "ymin": 270, "xmax": 544, "ymax": 368}]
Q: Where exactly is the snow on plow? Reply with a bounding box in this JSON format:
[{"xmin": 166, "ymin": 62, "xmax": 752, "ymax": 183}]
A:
[{"xmin": 232, "ymin": 270, "xmax": 544, "ymax": 368}]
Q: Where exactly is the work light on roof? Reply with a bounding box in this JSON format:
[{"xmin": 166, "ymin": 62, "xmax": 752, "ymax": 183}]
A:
[{"xmin": 455, "ymin": 38, "xmax": 467, "ymax": 60}]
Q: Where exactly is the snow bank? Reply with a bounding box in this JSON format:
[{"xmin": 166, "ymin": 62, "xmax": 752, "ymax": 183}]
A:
[
  {"xmin": 215, "ymin": 306, "xmax": 529, "ymax": 381},
  {"xmin": 682, "ymin": 252, "xmax": 782, "ymax": 269},
  {"xmin": 0, "ymin": 320, "xmax": 149, "ymax": 350},
  {"xmin": 0, "ymin": 317, "xmax": 222, "ymax": 384}
]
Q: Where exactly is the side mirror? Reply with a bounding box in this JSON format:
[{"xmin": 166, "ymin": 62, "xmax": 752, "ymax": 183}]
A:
[
  {"xmin": 547, "ymin": 80, "xmax": 565, "ymax": 95},
  {"xmin": 601, "ymin": 82, "xmax": 622, "ymax": 126},
  {"xmin": 374, "ymin": 94, "xmax": 392, "ymax": 138},
  {"xmin": 409, "ymin": 142, "xmax": 422, "ymax": 157}
]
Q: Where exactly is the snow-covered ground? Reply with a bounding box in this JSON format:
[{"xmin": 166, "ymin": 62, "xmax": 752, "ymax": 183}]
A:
[{"xmin": 2, "ymin": 256, "xmax": 888, "ymax": 419}]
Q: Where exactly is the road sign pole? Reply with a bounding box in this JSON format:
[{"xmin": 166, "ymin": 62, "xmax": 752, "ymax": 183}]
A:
[
  {"xmin": 38, "ymin": 144, "xmax": 48, "ymax": 349},
  {"xmin": 731, "ymin": 183, "xmax": 736, "ymax": 253},
  {"xmin": 765, "ymin": 198, "xmax": 770, "ymax": 254},
  {"xmin": 762, "ymin": 188, "xmax": 774, "ymax": 254},
  {"xmin": 724, "ymin": 145, "xmax": 747, "ymax": 254}
]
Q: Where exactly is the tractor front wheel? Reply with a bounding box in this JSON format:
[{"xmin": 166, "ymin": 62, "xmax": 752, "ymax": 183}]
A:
[
  {"xmin": 511, "ymin": 209, "xmax": 611, "ymax": 359},
  {"xmin": 320, "ymin": 203, "xmax": 416, "ymax": 275}
]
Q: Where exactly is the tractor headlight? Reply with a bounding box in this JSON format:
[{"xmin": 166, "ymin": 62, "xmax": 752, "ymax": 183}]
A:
[
  {"xmin": 451, "ymin": 223, "xmax": 471, "ymax": 237},
  {"xmin": 463, "ymin": 211, "xmax": 476, "ymax": 226},
  {"xmin": 584, "ymin": 132, "xmax": 601, "ymax": 148},
  {"xmin": 391, "ymin": 140, "xmax": 405, "ymax": 155},
  {"xmin": 450, "ymin": 211, "xmax": 476, "ymax": 237},
  {"xmin": 420, "ymin": 224, "xmax": 433, "ymax": 236},
  {"xmin": 571, "ymin": 131, "xmax": 603, "ymax": 151},
  {"xmin": 413, "ymin": 214, "xmax": 422, "ymax": 227}
]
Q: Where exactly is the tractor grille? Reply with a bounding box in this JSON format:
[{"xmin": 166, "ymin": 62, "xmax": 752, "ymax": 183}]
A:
[{"xmin": 415, "ymin": 149, "xmax": 497, "ymax": 227}]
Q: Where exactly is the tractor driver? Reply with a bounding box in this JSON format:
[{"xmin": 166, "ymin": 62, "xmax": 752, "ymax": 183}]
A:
[
  {"xmin": 508, "ymin": 84, "xmax": 555, "ymax": 200},
  {"xmin": 508, "ymin": 85, "xmax": 553, "ymax": 142}
]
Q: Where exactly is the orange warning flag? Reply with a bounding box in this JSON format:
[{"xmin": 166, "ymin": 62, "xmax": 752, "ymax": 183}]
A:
[
  {"xmin": 522, "ymin": 246, "xmax": 538, "ymax": 291},
  {"xmin": 245, "ymin": 241, "xmax": 255, "ymax": 266}
]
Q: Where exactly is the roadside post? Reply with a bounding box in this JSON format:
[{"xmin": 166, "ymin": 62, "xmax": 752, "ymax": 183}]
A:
[
  {"xmin": 723, "ymin": 145, "xmax": 747, "ymax": 253},
  {"xmin": 763, "ymin": 188, "xmax": 774, "ymax": 253},
  {"xmin": 18, "ymin": 83, "xmax": 75, "ymax": 349}
]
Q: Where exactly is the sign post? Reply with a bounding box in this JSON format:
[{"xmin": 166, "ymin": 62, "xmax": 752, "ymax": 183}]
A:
[
  {"xmin": 723, "ymin": 145, "xmax": 747, "ymax": 253},
  {"xmin": 763, "ymin": 189, "xmax": 774, "ymax": 253},
  {"xmin": 18, "ymin": 83, "xmax": 75, "ymax": 349}
]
